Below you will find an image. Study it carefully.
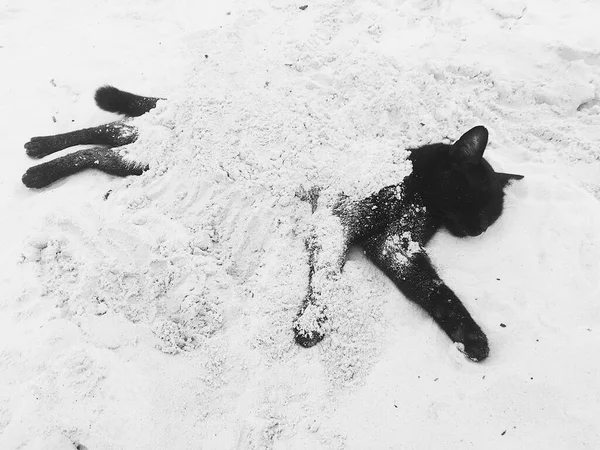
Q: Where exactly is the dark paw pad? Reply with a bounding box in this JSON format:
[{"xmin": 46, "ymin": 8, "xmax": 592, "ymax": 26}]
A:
[
  {"xmin": 22, "ymin": 165, "xmax": 52, "ymax": 189},
  {"xmin": 294, "ymin": 325, "xmax": 324, "ymax": 348},
  {"xmin": 452, "ymin": 325, "xmax": 489, "ymax": 362},
  {"xmin": 25, "ymin": 137, "xmax": 53, "ymax": 158}
]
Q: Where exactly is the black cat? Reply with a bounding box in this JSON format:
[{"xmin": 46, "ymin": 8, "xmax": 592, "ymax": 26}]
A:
[
  {"xmin": 293, "ymin": 126, "xmax": 523, "ymax": 362},
  {"xmin": 22, "ymin": 87, "xmax": 523, "ymax": 361}
]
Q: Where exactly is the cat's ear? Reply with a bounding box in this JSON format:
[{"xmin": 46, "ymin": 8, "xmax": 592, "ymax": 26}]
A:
[
  {"xmin": 450, "ymin": 126, "xmax": 489, "ymax": 164},
  {"xmin": 496, "ymin": 172, "xmax": 524, "ymax": 188}
]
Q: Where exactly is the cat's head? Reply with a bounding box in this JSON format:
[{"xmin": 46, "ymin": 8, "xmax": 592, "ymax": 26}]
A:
[{"xmin": 409, "ymin": 126, "xmax": 523, "ymax": 237}]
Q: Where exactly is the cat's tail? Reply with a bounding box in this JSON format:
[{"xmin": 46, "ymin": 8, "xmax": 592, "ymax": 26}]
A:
[{"xmin": 95, "ymin": 85, "xmax": 163, "ymax": 117}]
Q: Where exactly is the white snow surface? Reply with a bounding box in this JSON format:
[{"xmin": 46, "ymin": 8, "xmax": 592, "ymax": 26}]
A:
[{"xmin": 1, "ymin": 0, "xmax": 600, "ymax": 448}]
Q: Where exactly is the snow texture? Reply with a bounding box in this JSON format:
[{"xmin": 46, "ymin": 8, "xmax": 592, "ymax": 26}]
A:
[{"xmin": 1, "ymin": 0, "xmax": 600, "ymax": 448}]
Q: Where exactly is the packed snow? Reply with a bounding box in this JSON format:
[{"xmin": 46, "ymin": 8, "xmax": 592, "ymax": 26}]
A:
[{"xmin": 1, "ymin": 0, "xmax": 599, "ymax": 448}]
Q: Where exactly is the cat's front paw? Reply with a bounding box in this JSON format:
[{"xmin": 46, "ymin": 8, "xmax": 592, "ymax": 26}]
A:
[
  {"xmin": 293, "ymin": 301, "xmax": 326, "ymax": 348},
  {"xmin": 452, "ymin": 323, "xmax": 489, "ymax": 362},
  {"xmin": 293, "ymin": 325, "xmax": 324, "ymax": 348}
]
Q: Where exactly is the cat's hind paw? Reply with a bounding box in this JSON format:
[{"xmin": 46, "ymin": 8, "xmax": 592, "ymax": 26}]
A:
[
  {"xmin": 22, "ymin": 164, "xmax": 54, "ymax": 189},
  {"xmin": 25, "ymin": 137, "xmax": 55, "ymax": 159}
]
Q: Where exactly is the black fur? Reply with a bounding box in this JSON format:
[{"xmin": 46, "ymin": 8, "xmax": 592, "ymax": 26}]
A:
[
  {"xmin": 294, "ymin": 126, "xmax": 523, "ymax": 362},
  {"xmin": 95, "ymin": 85, "xmax": 161, "ymax": 117},
  {"xmin": 22, "ymin": 87, "xmax": 152, "ymax": 188},
  {"xmin": 25, "ymin": 122, "xmax": 138, "ymax": 159},
  {"xmin": 22, "ymin": 147, "xmax": 147, "ymax": 189},
  {"xmin": 22, "ymin": 89, "xmax": 524, "ymax": 362}
]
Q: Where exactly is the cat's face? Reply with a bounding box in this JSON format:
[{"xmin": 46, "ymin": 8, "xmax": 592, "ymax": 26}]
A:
[
  {"xmin": 411, "ymin": 126, "xmax": 523, "ymax": 237},
  {"xmin": 435, "ymin": 157, "xmax": 507, "ymax": 237}
]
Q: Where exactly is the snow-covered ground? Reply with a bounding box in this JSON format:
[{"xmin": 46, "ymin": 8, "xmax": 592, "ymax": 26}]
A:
[{"xmin": 1, "ymin": 0, "xmax": 600, "ymax": 448}]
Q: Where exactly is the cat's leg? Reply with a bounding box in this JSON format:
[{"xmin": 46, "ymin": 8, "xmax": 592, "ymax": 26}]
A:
[
  {"xmin": 363, "ymin": 221, "xmax": 489, "ymax": 361},
  {"xmin": 293, "ymin": 186, "xmax": 409, "ymax": 348},
  {"xmin": 25, "ymin": 121, "xmax": 138, "ymax": 159},
  {"xmin": 294, "ymin": 211, "xmax": 349, "ymax": 348},
  {"xmin": 22, "ymin": 147, "xmax": 148, "ymax": 189}
]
